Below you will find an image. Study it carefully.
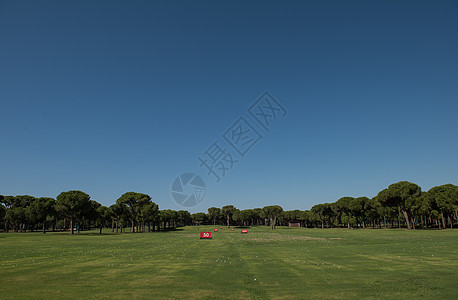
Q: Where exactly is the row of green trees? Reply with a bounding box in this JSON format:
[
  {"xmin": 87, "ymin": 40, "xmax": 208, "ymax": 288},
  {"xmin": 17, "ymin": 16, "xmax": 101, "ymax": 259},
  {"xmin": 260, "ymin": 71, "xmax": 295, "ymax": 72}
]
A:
[
  {"xmin": 1, "ymin": 181, "xmax": 457, "ymax": 233},
  {"xmin": 0, "ymin": 191, "xmax": 192, "ymax": 234},
  {"xmin": 308, "ymin": 182, "xmax": 457, "ymax": 230},
  {"xmin": 191, "ymin": 182, "xmax": 457, "ymax": 230},
  {"xmin": 192, "ymin": 205, "xmax": 284, "ymax": 229}
]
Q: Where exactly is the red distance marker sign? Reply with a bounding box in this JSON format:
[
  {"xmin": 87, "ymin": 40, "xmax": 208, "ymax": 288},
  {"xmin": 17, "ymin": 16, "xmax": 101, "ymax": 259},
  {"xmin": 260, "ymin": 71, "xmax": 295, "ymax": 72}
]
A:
[
  {"xmin": 241, "ymin": 229, "xmax": 248, "ymax": 234},
  {"xmin": 200, "ymin": 232, "xmax": 212, "ymax": 239},
  {"xmin": 231, "ymin": 228, "xmax": 234, "ymax": 231},
  {"xmin": 214, "ymin": 228, "xmax": 218, "ymax": 232}
]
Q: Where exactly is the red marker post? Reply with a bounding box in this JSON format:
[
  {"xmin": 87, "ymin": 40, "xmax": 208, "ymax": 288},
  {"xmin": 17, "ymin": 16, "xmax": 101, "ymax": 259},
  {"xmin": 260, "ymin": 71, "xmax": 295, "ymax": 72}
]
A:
[
  {"xmin": 241, "ymin": 229, "xmax": 248, "ymax": 234},
  {"xmin": 214, "ymin": 228, "xmax": 218, "ymax": 232},
  {"xmin": 200, "ymin": 232, "xmax": 212, "ymax": 239},
  {"xmin": 231, "ymin": 228, "xmax": 234, "ymax": 231}
]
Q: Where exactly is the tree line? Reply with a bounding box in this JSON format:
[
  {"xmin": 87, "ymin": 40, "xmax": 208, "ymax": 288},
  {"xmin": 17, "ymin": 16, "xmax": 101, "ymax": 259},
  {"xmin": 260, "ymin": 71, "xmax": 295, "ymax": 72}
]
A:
[
  {"xmin": 1, "ymin": 181, "xmax": 457, "ymax": 234},
  {"xmin": 193, "ymin": 182, "xmax": 457, "ymax": 230},
  {"xmin": 0, "ymin": 191, "xmax": 191, "ymax": 234}
]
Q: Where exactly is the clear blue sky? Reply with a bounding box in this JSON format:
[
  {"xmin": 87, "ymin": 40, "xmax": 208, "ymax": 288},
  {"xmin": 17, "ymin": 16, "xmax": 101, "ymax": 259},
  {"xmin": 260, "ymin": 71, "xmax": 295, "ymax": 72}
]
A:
[{"xmin": 1, "ymin": 0, "xmax": 457, "ymax": 213}]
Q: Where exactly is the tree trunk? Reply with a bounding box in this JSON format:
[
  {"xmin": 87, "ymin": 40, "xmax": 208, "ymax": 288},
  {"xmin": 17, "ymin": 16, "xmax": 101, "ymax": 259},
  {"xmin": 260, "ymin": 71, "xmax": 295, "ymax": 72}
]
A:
[
  {"xmin": 440, "ymin": 211, "xmax": 446, "ymax": 229},
  {"xmin": 321, "ymin": 220, "xmax": 324, "ymax": 229},
  {"xmin": 70, "ymin": 216, "xmax": 74, "ymax": 235},
  {"xmin": 227, "ymin": 215, "xmax": 230, "ymax": 228},
  {"xmin": 401, "ymin": 210, "xmax": 411, "ymax": 229},
  {"xmin": 111, "ymin": 219, "xmax": 115, "ymax": 232},
  {"xmin": 42, "ymin": 221, "xmax": 46, "ymax": 234}
]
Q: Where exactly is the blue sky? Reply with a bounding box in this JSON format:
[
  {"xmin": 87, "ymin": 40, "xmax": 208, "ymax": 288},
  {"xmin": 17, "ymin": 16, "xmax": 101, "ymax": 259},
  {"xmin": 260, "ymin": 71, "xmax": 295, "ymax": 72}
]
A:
[{"xmin": 1, "ymin": 0, "xmax": 457, "ymax": 213}]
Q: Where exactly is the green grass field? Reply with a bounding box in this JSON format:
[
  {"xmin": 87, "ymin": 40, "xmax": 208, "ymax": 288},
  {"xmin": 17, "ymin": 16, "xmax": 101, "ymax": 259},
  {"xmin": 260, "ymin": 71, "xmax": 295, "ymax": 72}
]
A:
[{"xmin": 0, "ymin": 227, "xmax": 457, "ymax": 299}]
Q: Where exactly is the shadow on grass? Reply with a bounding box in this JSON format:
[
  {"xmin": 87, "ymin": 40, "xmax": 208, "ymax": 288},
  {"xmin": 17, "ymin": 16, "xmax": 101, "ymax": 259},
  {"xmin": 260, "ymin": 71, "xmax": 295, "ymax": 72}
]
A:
[
  {"xmin": 158, "ymin": 228, "xmax": 185, "ymax": 232},
  {"xmin": 77, "ymin": 228, "xmax": 185, "ymax": 235}
]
